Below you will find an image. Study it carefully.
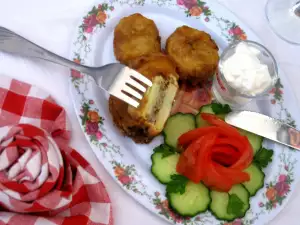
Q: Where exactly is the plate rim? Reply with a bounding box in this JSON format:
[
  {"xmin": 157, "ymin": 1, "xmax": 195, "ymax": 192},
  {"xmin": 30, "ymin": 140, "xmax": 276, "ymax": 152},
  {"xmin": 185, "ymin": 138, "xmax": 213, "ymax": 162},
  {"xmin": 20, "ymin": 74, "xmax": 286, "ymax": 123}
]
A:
[{"xmin": 68, "ymin": 1, "xmax": 300, "ymax": 224}]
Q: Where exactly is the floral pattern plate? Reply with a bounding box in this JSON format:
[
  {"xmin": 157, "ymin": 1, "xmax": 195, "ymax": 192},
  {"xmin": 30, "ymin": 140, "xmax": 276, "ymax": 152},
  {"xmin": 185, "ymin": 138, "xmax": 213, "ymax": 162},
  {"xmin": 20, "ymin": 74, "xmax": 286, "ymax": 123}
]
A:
[{"xmin": 69, "ymin": 0, "xmax": 300, "ymax": 224}]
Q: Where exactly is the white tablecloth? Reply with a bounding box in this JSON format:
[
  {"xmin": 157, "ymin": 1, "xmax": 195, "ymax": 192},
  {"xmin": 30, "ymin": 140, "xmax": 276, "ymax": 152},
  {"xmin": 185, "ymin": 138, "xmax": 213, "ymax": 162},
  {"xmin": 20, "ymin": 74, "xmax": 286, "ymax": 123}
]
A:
[{"xmin": 0, "ymin": 0, "xmax": 299, "ymax": 224}]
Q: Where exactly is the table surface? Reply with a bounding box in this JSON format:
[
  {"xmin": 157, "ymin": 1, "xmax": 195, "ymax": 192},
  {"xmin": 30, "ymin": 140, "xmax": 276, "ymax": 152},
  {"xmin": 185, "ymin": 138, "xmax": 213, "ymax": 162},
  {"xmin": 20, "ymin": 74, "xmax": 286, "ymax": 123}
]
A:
[{"xmin": 0, "ymin": 0, "xmax": 299, "ymax": 224}]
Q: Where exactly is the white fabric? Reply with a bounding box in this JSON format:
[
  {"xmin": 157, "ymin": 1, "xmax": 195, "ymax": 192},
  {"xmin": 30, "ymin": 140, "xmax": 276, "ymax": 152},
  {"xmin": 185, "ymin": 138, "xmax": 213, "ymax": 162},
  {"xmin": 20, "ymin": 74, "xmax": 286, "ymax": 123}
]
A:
[{"xmin": 0, "ymin": 0, "xmax": 299, "ymax": 224}]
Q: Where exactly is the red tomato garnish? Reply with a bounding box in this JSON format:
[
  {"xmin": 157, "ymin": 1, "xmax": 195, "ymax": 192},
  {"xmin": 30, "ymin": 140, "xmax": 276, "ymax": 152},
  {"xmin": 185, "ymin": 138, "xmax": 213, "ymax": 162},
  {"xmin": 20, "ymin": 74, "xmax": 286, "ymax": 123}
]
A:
[
  {"xmin": 178, "ymin": 127, "xmax": 219, "ymax": 147},
  {"xmin": 201, "ymin": 113, "xmax": 241, "ymax": 136},
  {"xmin": 176, "ymin": 112, "xmax": 253, "ymax": 192},
  {"xmin": 211, "ymin": 145, "xmax": 240, "ymax": 166},
  {"xmin": 203, "ymin": 160, "xmax": 234, "ymax": 192}
]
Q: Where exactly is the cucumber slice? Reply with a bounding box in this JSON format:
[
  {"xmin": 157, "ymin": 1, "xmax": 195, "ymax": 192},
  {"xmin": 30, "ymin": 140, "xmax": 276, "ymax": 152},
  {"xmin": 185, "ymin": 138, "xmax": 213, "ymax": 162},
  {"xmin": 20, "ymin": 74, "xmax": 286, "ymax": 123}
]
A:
[
  {"xmin": 239, "ymin": 129, "xmax": 263, "ymax": 155},
  {"xmin": 163, "ymin": 113, "xmax": 196, "ymax": 148},
  {"xmin": 242, "ymin": 164, "xmax": 265, "ymax": 196},
  {"xmin": 210, "ymin": 184, "xmax": 250, "ymax": 221},
  {"xmin": 210, "ymin": 191, "xmax": 234, "ymax": 221},
  {"xmin": 151, "ymin": 152, "xmax": 179, "ymax": 184},
  {"xmin": 200, "ymin": 104, "xmax": 215, "ymax": 114},
  {"xmin": 229, "ymin": 184, "xmax": 250, "ymax": 217},
  {"xmin": 196, "ymin": 104, "xmax": 225, "ymax": 128},
  {"xmin": 167, "ymin": 181, "xmax": 211, "ymax": 217},
  {"xmin": 196, "ymin": 105, "xmax": 213, "ymax": 128}
]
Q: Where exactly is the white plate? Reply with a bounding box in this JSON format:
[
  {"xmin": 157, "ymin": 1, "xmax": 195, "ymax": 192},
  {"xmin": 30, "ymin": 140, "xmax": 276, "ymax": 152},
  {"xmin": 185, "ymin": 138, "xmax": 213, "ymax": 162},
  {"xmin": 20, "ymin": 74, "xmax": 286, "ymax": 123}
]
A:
[{"xmin": 69, "ymin": 0, "xmax": 300, "ymax": 224}]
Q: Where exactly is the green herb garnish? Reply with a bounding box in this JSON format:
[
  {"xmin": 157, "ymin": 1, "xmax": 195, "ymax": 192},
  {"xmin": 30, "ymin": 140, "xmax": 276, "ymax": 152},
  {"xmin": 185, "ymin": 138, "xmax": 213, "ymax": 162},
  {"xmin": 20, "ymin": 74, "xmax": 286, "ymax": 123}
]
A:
[
  {"xmin": 211, "ymin": 103, "xmax": 232, "ymax": 115},
  {"xmin": 166, "ymin": 174, "xmax": 189, "ymax": 194},
  {"xmin": 153, "ymin": 144, "xmax": 176, "ymax": 158},
  {"xmin": 227, "ymin": 194, "xmax": 245, "ymax": 217},
  {"xmin": 253, "ymin": 147, "xmax": 274, "ymax": 169}
]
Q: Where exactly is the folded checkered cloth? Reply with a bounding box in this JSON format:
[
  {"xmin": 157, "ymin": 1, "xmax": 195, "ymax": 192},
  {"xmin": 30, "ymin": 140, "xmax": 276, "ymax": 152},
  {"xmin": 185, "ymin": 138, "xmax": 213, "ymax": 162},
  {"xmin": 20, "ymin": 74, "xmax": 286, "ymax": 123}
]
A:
[{"xmin": 0, "ymin": 76, "xmax": 113, "ymax": 225}]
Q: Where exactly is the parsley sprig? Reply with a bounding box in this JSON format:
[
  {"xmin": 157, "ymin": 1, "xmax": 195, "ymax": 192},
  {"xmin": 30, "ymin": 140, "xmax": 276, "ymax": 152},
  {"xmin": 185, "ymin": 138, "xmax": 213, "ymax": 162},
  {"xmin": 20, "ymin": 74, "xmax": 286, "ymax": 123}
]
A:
[
  {"xmin": 253, "ymin": 147, "xmax": 274, "ymax": 169},
  {"xmin": 166, "ymin": 175, "xmax": 189, "ymax": 195},
  {"xmin": 227, "ymin": 194, "xmax": 245, "ymax": 217},
  {"xmin": 211, "ymin": 103, "xmax": 232, "ymax": 115},
  {"xmin": 153, "ymin": 144, "xmax": 176, "ymax": 158}
]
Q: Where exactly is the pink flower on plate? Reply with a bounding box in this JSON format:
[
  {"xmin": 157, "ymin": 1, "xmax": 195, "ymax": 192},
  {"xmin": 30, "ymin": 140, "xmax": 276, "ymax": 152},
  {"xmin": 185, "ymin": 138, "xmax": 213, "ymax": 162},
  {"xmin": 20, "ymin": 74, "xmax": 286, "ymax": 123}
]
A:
[
  {"xmin": 96, "ymin": 131, "xmax": 103, "ymax": 140},
  {"xmin": 84, "ymin": 14, "xmax": 98, "ymax": 33},
  {"xmin": 233, "ymin": 26, "xmax": 243, "ymax": 35},
  {"xmin": 259, "ymin": 202, "xmax": 264, "ymax": 207},
  {"xmin": 84, "ymin": 14, "xmax": 98, "ymax": 26},
  {"xmin": 177, "ymin": 0, "xmax": 185, "ymax": 5},
  {"xmin": 71, "ymin": 69, "xmax": 83, "ymax": 79},
  {"xmin": 271, "ymin": 99, "xmax": 276, "ymax": 104},
  {"xmin": 204, "ymin": 17, "xmax": 210, "ymax": 22},
  {"xmin": 275, "ymin": 181, "xmax": 290, "ymax": 197},
  {"xmin": 178, "ymin": 0, "xmax": 197, "ymax": 9},
  {"xmin": 269, "ymin": 88, "xmax": 276, "ymax": 94},
  {"xmin": 118, "ymin": 175, "xmax": 131, "ymax": 185},
  {"xmin": 85, "ymin": 121, "xmax": 99, "ymax": 135},
  {"xmin": 229, "ymin": 28, "xmax": 234, "ymax": 35},
  {"xmin": 232, "ymin": 219, "xmax": 242, "ymax": 225},
  {"xmin": 155, "ymin": 191, "xmax": 160, "ymax": 197},
  {"xmin": 278, "ymin": 174, "xmax": 287, "ymax": 182},
  {"xmin": 89, "ymin": 99, "xmax": 94, "ymax": 105},
  {"xmin": 85, "ymin": 26, "xmax": 93, "ymax": 33}
]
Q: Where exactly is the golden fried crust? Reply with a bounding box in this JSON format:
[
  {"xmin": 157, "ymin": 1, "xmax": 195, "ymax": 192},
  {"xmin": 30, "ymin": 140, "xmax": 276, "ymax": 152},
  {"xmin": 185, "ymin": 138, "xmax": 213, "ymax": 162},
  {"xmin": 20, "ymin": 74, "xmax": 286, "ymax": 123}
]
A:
[
  {"xmin": 109, "ymin": 96, "xmax": 153, "ymax": 143},
  {"xmin": 128, "ymin": 53, "xmax": 179, "ymax": 80},
  {"xmin": 166, "ymin": 25, "xmax": 219, "ymax": 84},
  {"xmin": 113, "ymin": 13, "xmax": 161, "ymax": 65},
  {"xmin": 108, "ymin": 53, "xmax": 179, "ymax": 144}
]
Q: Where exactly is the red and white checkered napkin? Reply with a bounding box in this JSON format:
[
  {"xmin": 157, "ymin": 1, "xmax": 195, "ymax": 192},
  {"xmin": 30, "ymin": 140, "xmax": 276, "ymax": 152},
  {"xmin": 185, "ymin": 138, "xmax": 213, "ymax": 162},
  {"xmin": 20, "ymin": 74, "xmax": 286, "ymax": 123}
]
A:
[{"xmin": 0, "ymin": 76, "xmax": 113, "ymax": 225}]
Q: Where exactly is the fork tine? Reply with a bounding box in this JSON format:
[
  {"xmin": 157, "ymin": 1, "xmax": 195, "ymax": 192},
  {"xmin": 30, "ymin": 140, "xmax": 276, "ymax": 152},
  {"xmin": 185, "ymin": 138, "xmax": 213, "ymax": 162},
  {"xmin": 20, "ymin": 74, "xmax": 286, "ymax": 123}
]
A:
[
  {"xmin": 126, "ymin": 78, "xmax": 147, "ymax": 92},
  {"xmin": 129, "ymin": 69, "xmax": 152, "ymax": 87},
  {"xmin": 116, "ymin": 93, "xmax": 139, "ymax": 108},
  {"xmin": 122, "ymin": 85, "xmax": 143, "ymax": 100}
]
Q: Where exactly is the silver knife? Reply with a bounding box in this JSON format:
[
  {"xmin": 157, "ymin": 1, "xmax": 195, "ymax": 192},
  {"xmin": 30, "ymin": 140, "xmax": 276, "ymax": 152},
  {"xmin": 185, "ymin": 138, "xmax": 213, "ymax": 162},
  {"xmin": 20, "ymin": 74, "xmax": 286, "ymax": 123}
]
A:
[{"xmin": 225, "ymin": 111, "xmax": 300, "ymax": 151}]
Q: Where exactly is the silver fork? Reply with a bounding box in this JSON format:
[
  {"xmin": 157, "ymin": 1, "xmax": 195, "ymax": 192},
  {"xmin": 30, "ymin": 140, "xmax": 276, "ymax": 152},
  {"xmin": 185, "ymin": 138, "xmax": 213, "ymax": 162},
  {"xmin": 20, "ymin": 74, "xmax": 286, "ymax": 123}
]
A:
[{"xmin": 0, "ymin": 27, "xmax": 152, "ymax": 108}]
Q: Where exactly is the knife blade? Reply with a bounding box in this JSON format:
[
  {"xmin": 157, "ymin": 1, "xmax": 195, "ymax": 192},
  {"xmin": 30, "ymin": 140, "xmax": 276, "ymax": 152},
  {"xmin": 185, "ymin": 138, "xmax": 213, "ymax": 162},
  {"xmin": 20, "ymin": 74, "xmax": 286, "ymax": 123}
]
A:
[{"xmin": 225, "ymin": 111, "xmax": 300, "ymax": 151}]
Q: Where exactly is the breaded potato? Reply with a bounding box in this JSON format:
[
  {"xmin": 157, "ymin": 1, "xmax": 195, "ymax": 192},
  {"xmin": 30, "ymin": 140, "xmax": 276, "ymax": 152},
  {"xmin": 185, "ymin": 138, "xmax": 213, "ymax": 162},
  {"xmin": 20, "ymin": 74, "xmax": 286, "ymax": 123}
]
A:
[
  {"xmin": 166, "ymin": 26, "xmax": 219, "ymax": 84},
  {"xmin": 128, "ymin": 53, "xmax": 178, "ymax": 80},
  {"xmin": 109, "ymin": 53, "xmax": 179, "ymax": 144},
  {"xmin": 109, "ymin": 96, "xmax": 154, "ymax": 143},
  {"xmin": 113, "ymin": 13, "xmax": 161, "ymax": 65}
]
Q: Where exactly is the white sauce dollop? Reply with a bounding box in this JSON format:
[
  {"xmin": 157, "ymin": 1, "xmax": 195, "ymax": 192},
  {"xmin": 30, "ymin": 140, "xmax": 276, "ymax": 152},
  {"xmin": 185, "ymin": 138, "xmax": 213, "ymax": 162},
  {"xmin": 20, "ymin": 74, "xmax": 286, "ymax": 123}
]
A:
[{"xmin": 222, "ymin": 42, "xmax": 272, "ymax": 96}]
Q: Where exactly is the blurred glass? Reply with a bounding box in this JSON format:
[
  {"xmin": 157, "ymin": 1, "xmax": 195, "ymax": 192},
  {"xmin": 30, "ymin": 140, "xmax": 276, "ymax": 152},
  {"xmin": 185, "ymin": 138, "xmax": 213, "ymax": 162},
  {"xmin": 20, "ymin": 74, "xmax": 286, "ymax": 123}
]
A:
[{"xmin": 265, "ymin": 0, "xmax": 300, "ymax": 45}]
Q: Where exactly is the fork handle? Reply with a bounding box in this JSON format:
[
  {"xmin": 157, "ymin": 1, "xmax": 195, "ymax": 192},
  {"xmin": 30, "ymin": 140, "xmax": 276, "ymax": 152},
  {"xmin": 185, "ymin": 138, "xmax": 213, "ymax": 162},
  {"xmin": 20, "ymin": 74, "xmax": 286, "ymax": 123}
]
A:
[{"xmin": 0, "ymin": 27, "xmax": 97, "ymax": 76}]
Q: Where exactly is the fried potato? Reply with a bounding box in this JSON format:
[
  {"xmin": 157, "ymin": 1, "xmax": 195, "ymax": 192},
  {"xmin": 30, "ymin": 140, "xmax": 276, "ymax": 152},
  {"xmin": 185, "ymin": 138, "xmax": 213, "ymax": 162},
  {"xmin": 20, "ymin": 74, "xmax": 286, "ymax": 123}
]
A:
[
  {"xmin": 166, "ymin": 25, "xmax": 219, "ymax": 85},
  {"xmin": 113, "ymin": 13, "xmax": 161, "ymax": 65},
  {"xmin": 109, "ymin": 53, "xmax": 179, "ymax": 144}
]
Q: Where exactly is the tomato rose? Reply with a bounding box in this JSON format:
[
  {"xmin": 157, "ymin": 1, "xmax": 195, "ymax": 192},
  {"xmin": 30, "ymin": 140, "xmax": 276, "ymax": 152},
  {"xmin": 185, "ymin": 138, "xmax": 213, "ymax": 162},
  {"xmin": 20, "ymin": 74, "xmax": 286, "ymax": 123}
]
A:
[{"xmin": 176, "ymin": 113, "xmax": 253, "ymax": 192}]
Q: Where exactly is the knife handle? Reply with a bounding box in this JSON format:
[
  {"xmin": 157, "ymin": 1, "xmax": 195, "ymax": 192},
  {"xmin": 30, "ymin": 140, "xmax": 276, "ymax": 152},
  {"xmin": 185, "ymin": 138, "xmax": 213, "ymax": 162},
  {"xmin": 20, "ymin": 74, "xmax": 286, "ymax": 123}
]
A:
[
  {"xmin": 286, "ymin": 127, "xmax": 300, "ymax": 148},
  {"xmin": 277, "ymin": 123, "xmax": 300, "ymax": 150}
]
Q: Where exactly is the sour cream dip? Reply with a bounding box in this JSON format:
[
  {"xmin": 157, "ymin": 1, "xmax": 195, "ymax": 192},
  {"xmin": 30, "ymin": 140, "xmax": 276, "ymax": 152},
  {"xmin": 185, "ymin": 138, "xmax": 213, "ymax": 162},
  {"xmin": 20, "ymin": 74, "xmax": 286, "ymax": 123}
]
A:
[
  {"xmin": 221, "ymin": 42, "xmax": 273, "ymax": 96},
  {"xmin": 212, "ymin": 40, "xmax": 278, "ymax": 108}
]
